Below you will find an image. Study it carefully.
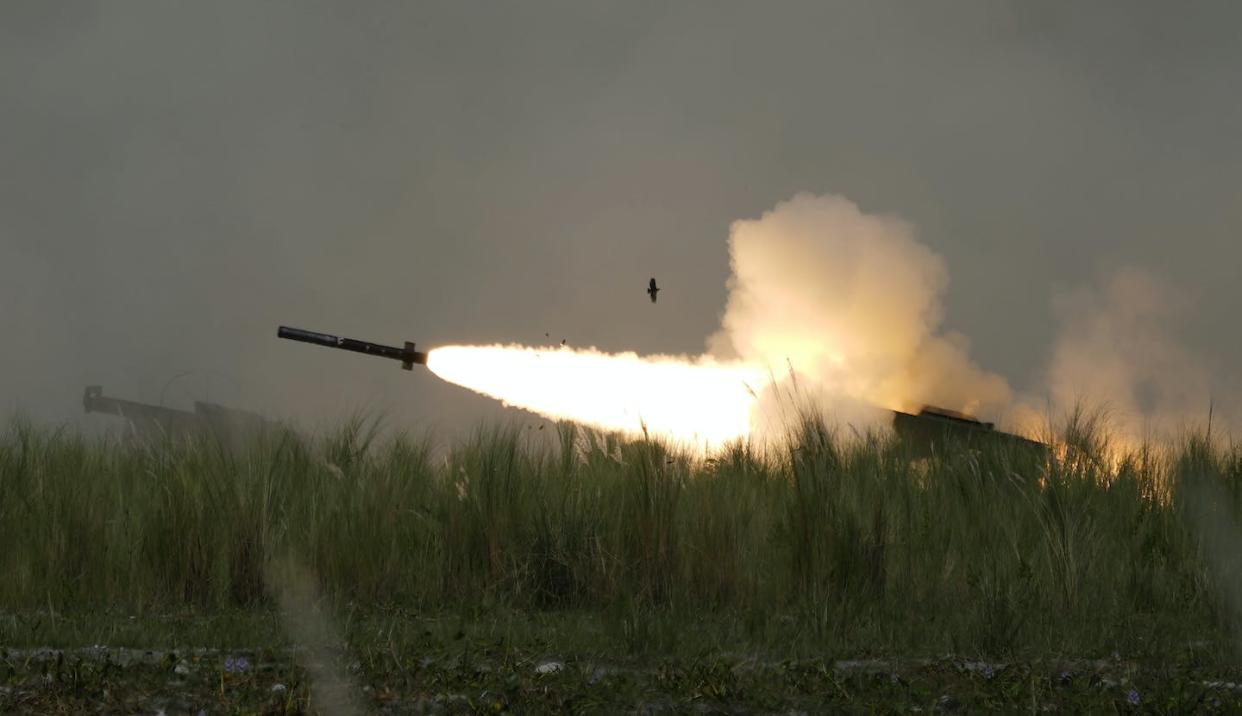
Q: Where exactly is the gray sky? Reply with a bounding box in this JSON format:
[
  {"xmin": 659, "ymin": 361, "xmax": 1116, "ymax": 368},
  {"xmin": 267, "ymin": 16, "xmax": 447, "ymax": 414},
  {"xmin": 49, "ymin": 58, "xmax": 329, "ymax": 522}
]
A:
[{"xmin": 3, "ymin": 1, "xmax": 1239, "ymax": 435}]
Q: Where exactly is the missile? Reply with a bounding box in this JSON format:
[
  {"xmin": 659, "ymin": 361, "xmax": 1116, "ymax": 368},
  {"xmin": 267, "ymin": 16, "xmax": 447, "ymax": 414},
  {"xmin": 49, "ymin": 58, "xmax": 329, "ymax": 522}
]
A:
[{"xmin": 277, "ymin": 326, "xmax": 428, "ymax": 370}]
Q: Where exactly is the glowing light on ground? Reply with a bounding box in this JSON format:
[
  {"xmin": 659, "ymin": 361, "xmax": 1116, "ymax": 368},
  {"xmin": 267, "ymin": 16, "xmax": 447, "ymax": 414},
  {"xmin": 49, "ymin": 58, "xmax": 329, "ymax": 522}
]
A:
[{"xmin": 426, "ymin": 345, "xmax": 766, "ymax": 450}]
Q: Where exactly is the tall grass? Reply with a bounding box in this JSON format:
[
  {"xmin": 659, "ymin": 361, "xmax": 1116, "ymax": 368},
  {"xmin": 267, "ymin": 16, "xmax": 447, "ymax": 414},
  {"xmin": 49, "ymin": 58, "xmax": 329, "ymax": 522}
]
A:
[{"xmin": 1, "ymin": 410, "xmax": 1240, "ymax": 655}]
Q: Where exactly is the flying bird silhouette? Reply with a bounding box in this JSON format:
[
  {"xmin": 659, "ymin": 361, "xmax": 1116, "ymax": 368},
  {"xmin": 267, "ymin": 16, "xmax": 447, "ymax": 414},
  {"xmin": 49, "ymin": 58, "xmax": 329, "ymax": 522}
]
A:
[{"xmin": 647, "ymin": 278, "xmax": 660, "ymax": 303}]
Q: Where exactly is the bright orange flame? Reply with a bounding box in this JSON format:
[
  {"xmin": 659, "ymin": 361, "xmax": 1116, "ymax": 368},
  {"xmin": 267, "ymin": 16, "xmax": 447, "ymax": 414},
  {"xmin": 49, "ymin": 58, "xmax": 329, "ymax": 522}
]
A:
[{"xmin": 425, "ymin": 345, "xmax": 766, "ymax": 450}]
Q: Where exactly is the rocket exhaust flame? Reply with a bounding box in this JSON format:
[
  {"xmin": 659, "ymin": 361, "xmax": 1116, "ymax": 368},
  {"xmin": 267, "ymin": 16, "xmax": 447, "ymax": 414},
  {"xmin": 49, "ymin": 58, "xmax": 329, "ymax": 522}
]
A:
[
  {"xmin": 276, "ymin": 194, "xmax": 1026, "ymax": 449},
  {"xmin": 425, "ymin": 345, "xmax": 767, "ymax": 450}
]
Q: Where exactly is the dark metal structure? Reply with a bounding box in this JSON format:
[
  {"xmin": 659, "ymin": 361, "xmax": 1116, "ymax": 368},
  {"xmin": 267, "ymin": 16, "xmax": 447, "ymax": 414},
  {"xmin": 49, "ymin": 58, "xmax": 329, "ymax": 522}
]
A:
[
  {"xmin": 891, "ymin": 405, "xmax": 1046, "ymax": 457},
  {"xmin": 83, "ymin": 386, "xmax": 202, "ymax": 438},
  {"xmin": 277, "ymin": 326, "xmax": 427, "ymax": 369},
  {"xmin": 83, "ymin": 386, "xmax": 273, "ymax": 442}
]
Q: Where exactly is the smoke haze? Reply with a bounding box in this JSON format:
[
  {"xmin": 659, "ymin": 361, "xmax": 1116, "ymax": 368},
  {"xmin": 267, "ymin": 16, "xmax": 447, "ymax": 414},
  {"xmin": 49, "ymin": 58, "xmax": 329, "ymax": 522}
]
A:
[
  {"xmin": 2, "ymin": 1, "xmax": 1239, "ymax": 441},
  {"xmin": 1042, "ymin": 267, "xmax": 1234, "ymax": 440}
]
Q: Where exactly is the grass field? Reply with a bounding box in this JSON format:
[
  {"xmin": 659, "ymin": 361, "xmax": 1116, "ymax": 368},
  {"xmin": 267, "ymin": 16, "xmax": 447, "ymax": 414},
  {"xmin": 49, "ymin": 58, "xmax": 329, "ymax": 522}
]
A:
[{"xmin": 2, "ymin": 411, "xmax": 1241, "ymax": 712}]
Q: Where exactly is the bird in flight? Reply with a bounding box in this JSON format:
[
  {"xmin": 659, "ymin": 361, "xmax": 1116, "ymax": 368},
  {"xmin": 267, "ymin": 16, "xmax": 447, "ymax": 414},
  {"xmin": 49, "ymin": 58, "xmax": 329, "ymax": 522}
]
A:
[{"xmin": 647, "ymin": 278, "xmax": 660, "ymax": 303}]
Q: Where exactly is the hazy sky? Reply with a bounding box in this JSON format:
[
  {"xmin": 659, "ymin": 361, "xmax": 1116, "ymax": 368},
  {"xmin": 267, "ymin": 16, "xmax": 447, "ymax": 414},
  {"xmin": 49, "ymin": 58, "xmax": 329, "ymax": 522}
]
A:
[{"xmin": 3, "ymin": 1, "xmax": 1239, "ymax": 435}]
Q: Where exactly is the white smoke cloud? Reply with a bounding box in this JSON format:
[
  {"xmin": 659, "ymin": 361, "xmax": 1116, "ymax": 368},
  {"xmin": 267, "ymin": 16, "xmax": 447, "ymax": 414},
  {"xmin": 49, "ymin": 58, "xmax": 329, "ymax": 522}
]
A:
[{"xmin": 709, "ymin": 193, "xmax": 1012, "ymax": 418}]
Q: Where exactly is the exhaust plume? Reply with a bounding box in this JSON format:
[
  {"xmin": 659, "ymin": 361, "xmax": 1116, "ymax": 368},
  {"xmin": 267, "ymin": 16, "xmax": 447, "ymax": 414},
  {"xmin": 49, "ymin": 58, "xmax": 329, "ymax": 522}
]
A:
[
  {"xmin": 425, "ymin": 193, "xmax": 1013, "ymax": 448},
  {"xmin": 426, "ymin": 345, "xmax": 764, "ymax": 450}
]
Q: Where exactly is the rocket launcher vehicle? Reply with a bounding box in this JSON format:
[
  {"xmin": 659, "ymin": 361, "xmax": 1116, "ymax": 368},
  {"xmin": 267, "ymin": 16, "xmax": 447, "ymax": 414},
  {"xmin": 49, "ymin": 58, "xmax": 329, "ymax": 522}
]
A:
[
  {"xmin": 891, "ymin": 405, "xmax": 1047, "ymax": 458},
  {"xmin": 83, "ymin": 385, "xmax": 273, "ymax": 441}
]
